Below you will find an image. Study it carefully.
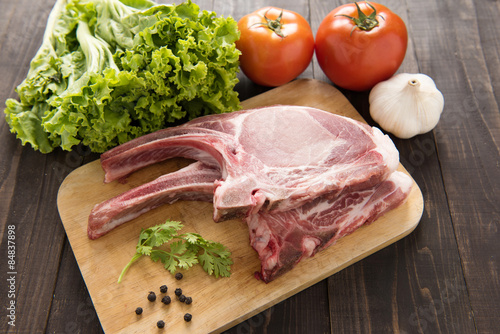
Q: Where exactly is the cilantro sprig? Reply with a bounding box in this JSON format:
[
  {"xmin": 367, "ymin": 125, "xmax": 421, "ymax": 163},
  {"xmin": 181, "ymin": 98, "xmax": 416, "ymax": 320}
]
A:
[{"xmin": 118, "ymin": 220, "xmax": 233, "ymax": 283}]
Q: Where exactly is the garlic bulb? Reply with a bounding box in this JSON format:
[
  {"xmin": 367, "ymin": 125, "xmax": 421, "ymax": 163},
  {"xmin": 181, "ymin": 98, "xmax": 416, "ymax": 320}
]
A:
[{"xmin": 369, "ymin": 73, "xmax": 444, "ymax": 139}]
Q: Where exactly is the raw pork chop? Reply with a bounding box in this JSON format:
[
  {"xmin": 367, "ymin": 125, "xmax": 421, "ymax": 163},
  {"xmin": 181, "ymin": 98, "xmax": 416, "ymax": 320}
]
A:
[
  {"xmin": 248, "ymin": 171, "xmax": 413, "ymax": 283},
  {"xmin": 88, "ymin": 162, "xmax": 219, "ymax": 239},
  {"xmin": 88, "ymin": 161, "xmax": 412, "ymax": 282},
  {"xmin": 98, "ymin": 105, "xmax": 400, "ymax": 222}
]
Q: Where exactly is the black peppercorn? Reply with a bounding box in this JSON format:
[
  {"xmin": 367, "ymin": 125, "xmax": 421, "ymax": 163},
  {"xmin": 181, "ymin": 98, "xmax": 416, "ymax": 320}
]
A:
[
  {"xmin": 185, "ymin": 297, "xmax": 192, "ymax": 305},
  {"xmin": 174, "ymin": 288, "xmax": 182, "ymax": 297},
  {"xmin": 161, "ymin": 295, "xmax": 171, "ymax": 305},
  {"xmin": 178, "ymin": 294, "xmax": 186, "ymax": 303},
  {"xmin": 175, "ymin": 272, "xmax": 183, "ymax": 280},
  {"xmin": 184, "ymin": 313, "xmax": 192, "ymax": 322},
  {"xmin": 160, "ymin": 285, "xmax": 168, "ymax": 293},
  {"xmin": 157, "ymin": 320, "xmax": 165, "ymax": 328},
  {"xmin": 147, "ymin": 291, "xmax": 156, "ymax": 302},
  {"xmin": 135, "ymin": 307, "xmax": 143, "ymax": 315}
]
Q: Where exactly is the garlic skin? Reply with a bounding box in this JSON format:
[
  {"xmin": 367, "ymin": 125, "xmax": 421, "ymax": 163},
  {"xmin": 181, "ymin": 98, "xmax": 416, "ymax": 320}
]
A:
[{"xmin": 369, "ymin": 73, "xmax": 444, "ymax": 139}]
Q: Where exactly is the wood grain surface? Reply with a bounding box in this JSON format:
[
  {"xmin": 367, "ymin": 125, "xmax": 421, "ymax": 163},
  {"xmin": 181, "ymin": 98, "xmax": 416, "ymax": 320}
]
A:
[
  {"xmin": 57, "ymin": 79, "xmax": 423, "ymax": 333},
  {"xmin": 1, "ymin": 0, "xmax": 499, "ymax": 333}
]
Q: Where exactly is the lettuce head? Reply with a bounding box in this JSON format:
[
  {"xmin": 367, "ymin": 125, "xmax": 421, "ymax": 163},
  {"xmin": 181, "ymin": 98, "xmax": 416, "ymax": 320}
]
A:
[{"xmin": 4, "ymin": 0, "xmax": 241, "ymax": 153}]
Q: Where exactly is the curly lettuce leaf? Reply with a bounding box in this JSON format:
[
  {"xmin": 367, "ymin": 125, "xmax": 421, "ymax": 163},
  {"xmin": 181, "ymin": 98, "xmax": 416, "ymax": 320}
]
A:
[{"xmin": 4, "ymin": 0, "xmax": 240, "ymax": 153}]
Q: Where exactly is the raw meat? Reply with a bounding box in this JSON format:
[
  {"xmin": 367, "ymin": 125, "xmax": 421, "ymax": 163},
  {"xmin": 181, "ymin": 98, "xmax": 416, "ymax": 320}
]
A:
[
  {"xmin": 99, "ymin": 105, "xmax": 400, "ymax": 222},
  {"xmin": 88, "ymin": 162, "xmax": 219, "ymax": 239},
  {"xmin": 248, "ymin": 171, "xmax": 413, "ymax": 283},
  {"xmin": 88, "ymin": 105, "xmax": 412, "ymax": 282},
  {"xmin": 88, "ymin": 162, "xmax": 412, "ymax": 282}
]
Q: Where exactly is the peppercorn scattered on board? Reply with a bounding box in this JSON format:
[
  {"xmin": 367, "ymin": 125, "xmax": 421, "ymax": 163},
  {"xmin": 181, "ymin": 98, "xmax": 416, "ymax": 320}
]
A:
[{"xmin": 57, "ymin": 79, "xmax": 424, "ymax": 334}]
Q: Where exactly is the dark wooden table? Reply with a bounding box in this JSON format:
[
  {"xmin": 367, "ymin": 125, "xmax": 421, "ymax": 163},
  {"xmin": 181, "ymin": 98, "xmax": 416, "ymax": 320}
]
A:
[{"xmin": 1, "ymin": 0, "xmax": 499, "ymax": 333}]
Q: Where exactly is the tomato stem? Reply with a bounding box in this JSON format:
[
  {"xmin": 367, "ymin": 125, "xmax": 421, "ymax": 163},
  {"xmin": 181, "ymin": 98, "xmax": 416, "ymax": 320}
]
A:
[
  {"xmin": 336, "ymin": 1, "xmax": 383, "ymax": 35},
  {"xmin": 250, "ymin": 9, "xmax": 286, "ymax": 39}
]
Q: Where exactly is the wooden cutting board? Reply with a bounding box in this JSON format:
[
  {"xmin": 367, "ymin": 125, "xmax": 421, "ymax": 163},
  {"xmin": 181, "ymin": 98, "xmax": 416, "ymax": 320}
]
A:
[{"xmin": 57, "ymin": 79, "xmax": 424, "ymax": 334}]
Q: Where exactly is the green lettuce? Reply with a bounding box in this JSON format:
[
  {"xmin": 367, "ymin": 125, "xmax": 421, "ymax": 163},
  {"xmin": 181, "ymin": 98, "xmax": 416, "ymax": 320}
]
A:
[{"xmin": 4, "ymin": 0, "xmax": 240, "ymax": 153}]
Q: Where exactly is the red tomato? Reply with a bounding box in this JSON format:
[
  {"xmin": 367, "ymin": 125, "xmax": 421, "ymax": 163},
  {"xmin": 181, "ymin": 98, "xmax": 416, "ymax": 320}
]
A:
[
  {"xmin": 315, "ymin": 2, "xmax": 408, "ymax": 91},
  {"xmin": 236, "ymin": 7, "xmax": 314, "ymax": 87}
]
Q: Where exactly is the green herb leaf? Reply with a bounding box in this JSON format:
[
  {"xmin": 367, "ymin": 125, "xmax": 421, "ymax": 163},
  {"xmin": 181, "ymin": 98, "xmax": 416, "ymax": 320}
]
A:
[
  {"xmin": 150, "ymin": 250, "xmax": 178, "ymax": 274},
  {"xmin": 182, "ymin": 232, "xmax": 202, "ymax": 244},
  {"xmin": 149, "ymin": 221, "xmax": 183, "ymax": 247},
  {"xmin": 137, "ymin": 244, "xmax": 153, "ymax": 256},
  {"xmin": 118, "ymin": 220, "xmax": 232, "ymax": 283},
  {"xmin": 195, "ymin": 240, "xmax": 233, "ymax": 278},
  {"xmin": 177, "ymin": 250, "xmax": 199, "ymax": 270},
  {"xmin": 135, "ymin": 220, "xmax": 181, "ymax": 255}
]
